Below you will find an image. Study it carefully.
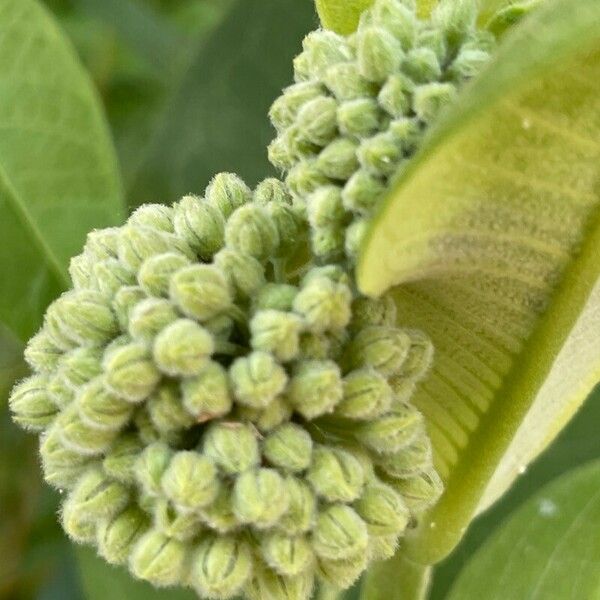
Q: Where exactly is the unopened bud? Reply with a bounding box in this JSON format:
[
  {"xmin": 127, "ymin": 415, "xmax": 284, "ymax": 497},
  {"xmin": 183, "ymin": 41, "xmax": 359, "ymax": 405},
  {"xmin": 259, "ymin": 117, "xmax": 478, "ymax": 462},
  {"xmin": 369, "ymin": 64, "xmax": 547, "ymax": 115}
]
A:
[
  {"xmin": 378, "ymin": 73, "xmax": 412, "ymax": 117},
  {"xmin": 153, "ymin": 319, "xmax": 214, "ymax": 376},
  {"xmin": 294, "ymin": 277, "xmax": 351, "ymax": 334},
  {"xmin": 112, "ymin": 286, "xmax": 147, "ymax": 331},
  {"xmin": 254, "ymin": 284, "xmax": 298, "ymax": 312},
  {"xmin": 403, "ymin": 47, "xmax": 442, "ymax": 83},
  {"xmin": 128, "ymin": 204, "xmax": 174, "ymax": 232},
  {"xmin": 198, "ymin": 484, "xmax": 238, "ymax": 533},
  {"xmin": 323, "ymin": 62, "xmax": 375, "ymax": 101},
  {"xmin": 59, "ymin": 347, "xmax": 102, "ymax": 390},
  {"xmin": 375, "ymin": 433, "xmax": 432, "ymax": 478},
  {"xmin": 372, "ymin": 0, "xmax": 417, "ymax": 48},
  {"xmin": 61, "ymin": 496, "xmax": 97, "ymax": 544},
  {"xmin": 261, "ymin": 533, "xmax": 313, "ymax": 577},
  {"xmin": 98, "ymin": 506, "xmax": 150, "ymax": 565},
  {"xmin": 278, "ymin": 477, "xmax": 316, "ymax": 536},
  {"xmin": 368, "ymin": 534, "xmax": 400, "ymax": 561},
  {"xmin": 24, "ymin": 330, "xmax": 63, "ymax": 373},
  {"xmin": 342, "ymin": 169, "xmax": 386, "ymax": 216},
  {"xmin": 135, "ymin": 441, "xmax": 173, "ymax": 497},
  {"xmin": 153, "ymin": 499, "xmax": 204, "ymax": 541},
  {"xmin": 40, "ymin": 426, "xmax": 90, "ymax": 488},
  {"xmin": 237, "ymin": 396, "xmax": 293, "ymax": 433},
  {"xmin": 313, "ymin": 505, "xmax": 368, "ymax": 560},
  {"xmin": 354, "ymin": 481, "xmax": 410, "ymax": 536},
  {"xmin": 269, "ymin": 83, "xmax": 325, "ymax": 131},
  {"xmin": 137, "ymin": 252, "xmax": 190, "ymax": 297},
  {"xmin": 307, "ymin": 186, "xmax": 346, "ymax": 229},
  {"xmin": 214, "ymin": 248, "xmax": 266, "ymax": 299},
  {"xmin": 206, "ymin": 172, "xmax": 252, "ymax": 218},
  {"xmin": 263, "ymin": 424, "xmax": 313, "ymax": 473},
  {"xmin": 318, "ymin": 552, "xmax": 367, "ymax": 589},
  {"xmin": 103, "ymin": 433, "xmax": 145, "ymax": 484},
  {"xmin": 336, "ymin": 369, "xmax": 393, "ymax": 420},
  {"xmin": 246, "ymin": 561, "xmax": 314, "ymax": 600},
  {"xmin": 250, "ymin": 310, "xmax": 303, "ymax": 362},
  {"xmin": 307, "ymin": 446, "xmax": 365, "ymax": 502},
  {"xmin": 225, "ymin": 204, "xmax": 280, "ymax": 261},
  {"xmin": 337, "ymin": 98, "xmax": 381, "ymax": 139},
  {"xmin": 230, "ymin": 351, "xmax": 288, "ymax": 409},
  {"xmin": 147, "ymin": 382, "xmax": 195, "ymax": 434},
  {"xmin": 181, "ymin": 361, "xmax": 232, "ymax": 422},
  {"xmin": 84, "ymin": 228, "xmax": 120, "ymax": 261},
  {"xmin": 295, "ymin": 97, "xmax": 338, "ymax": 148},
  {"xmin": 92, "ymin": 259, "xmax": 135, "ymax": 297},
  {"xmin": 286, "ymin": 160, "xmax": 330, "ymax": 199},
  {"xmin": 203, "ymin": 422, "xmax": 260, "ymax": 475},
  {"xmin": 350, "ymin": 294, "xmax": 397, "ymax": 333},
  {"xmin": 77, "ymin": 377, "xmax": 133, "ymax": 432},
  {"xmin": 357, "ymin": 26, "xmax": 403, "ymax": 83},
  {"xmin": 253, "ymin": 178, "xmax": 292, "ymax": 207},
  {"xmin": 390, "ymin": 466, "xmax": 444, "ymax": 513},
  {"xmin": 9, "ymin": 375, "xmax": 57, "ymax": 431},
  {"xmin": 57, "ymin": 405, "xmax": 116, "ymax": 456},
  {"xmin": 413, "ymin": 82, "xmax": 457, "ymax": 123},
  {"xmin": 302, "ymin": 30, "xmax": 352, "ymax": 78}
]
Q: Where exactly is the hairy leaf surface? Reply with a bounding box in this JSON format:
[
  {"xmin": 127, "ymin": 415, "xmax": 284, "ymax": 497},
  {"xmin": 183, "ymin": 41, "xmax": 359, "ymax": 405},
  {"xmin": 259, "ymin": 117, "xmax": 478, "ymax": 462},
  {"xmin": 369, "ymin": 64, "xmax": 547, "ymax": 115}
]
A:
[
  {"xmin": 448, "ymin": 460, "xmax": 600, "ymax": 599},
  {"xmin": 0, "ymin": 0, "xmax": 123, "ymax": 340},
  {"xmin": 358, "ymin": 0, "xmax": 600, "ymax": 565}
]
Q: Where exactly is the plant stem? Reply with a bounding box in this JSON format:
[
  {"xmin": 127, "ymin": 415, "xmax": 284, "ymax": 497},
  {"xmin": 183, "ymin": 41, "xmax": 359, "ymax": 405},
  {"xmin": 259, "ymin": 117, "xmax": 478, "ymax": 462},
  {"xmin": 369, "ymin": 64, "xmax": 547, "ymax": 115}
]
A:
[{"xmin": 360, "ymin": 553, "xmax": 432, "ymax": 600}]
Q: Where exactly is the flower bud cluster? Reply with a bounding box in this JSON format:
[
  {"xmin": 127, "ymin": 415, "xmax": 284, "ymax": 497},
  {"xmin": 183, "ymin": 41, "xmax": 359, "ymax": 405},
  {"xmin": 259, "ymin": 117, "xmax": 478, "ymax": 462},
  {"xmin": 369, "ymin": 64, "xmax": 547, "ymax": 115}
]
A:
[
  {"xmin": 3, "ymin": 1, "xmax": 499, "ymax": 597},
  {"xmin": 268, "ymin": 0, "xmax": 494, "ymax": 260}
]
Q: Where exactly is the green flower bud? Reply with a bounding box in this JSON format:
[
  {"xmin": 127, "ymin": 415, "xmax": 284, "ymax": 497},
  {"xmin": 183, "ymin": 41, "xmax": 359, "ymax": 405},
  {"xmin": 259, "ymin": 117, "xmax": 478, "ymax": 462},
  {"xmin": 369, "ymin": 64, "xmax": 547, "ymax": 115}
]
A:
[
  {"xmin": 230, "ymin": 351, "xmax": 288, "ymax": 409},
  {"xmin": 337, "ymin": 98, "xmax": 381, "ymax": 139},
  {"xmin": 129, "ymin": 529, "xmax": 188, "ymax": 587},
  {"xmin": 92, "ymin": 259, "xmax": 135, "ymax": 297},
  {"xmin": 354, "ymin": 481, "xmax": 410, "ymax": 536},
  {"xmin": 261, "ymin": 533, "xmax": 313, "ymax": 577},
  {"xmin": 225, "ymin": 204, "xmax": 280, "ymax": 261},
  {"xmin": 286, "ymin": 160, "xmax": 330, "ymax": 199},
  {"xmin": 59, "ymin": 347, "xmax": 102, "ymax": 390},
  {"xmin": 266, "ymin": 203, "xmax": 304, "ymax": 255},
  {"xmin": 69, "ymin": 253, "xmax": 92, "ymax": 289},
  {"xmin": 250, "ymin": 310, "xmax": 303, "ymax": 362},
  {"xmin": 388, "ymin": 117, "xmax": 422, "ymax": 154},
  {"xmin": 77, "ymin": 377, "xmax": 133, "ymax": 432},
  {"xmin": 395, "ymin": 329, "xmax": 435, "ymax": 381},
  {"xmin": 307, "ymin": 186, "xmax": 346, "ymax": 229},
  {"xmin": 57, "ymin": 405, "xmax": 116, "ymax": 456},
  {"xmin": 237, "ymin": 396, "xmax": 293, "ymax": 433},
  {"xmin": 161, "ymin": 451, "xmax": 220, "ymax": 511},
  {"xmin": 316, "ymin": 138, "xmax": 360, "ymax": 181},
  {"xmin": 413, "ymin": 82, "xmax": 457, "ymax": 123},
  {"xmin": 357, "ymin": 26, "xmax": 404, "ymax": 83},
  {"xmin": 307, "ymin": 446, "xmax": 365, "ymax": 502},
  {"xmin": 46, "ymin": 290, "xmax": 117, "ymax": 347},
  {"xmin": 135, "ymin": 441, "xmax": 173, "ymax": 497},
  {"xmin": 293, "ymin": 277, "xmax": 351, "ymax": 334},
  {"xmin": 118, "ymin": 224, "xmax": 191, "ymax": 272},
  {"xmin": 191, "ymin": 535, "xmax": 252, "ymax": 599},
  {"xmin": 112, "ymin": 286, "xmax": 147, "ymax": 331},
  {"xmin": 40, "ymin": 426, "xmax": 90, "ymax": 488},
  {"xmin": 214, "ymin": 248, "xmax": 266, "ymax": 299},
  {"xmin": 372, "ymin": 0, "xmax": 417, "ymax": 49},
  {"xmin": 403, "ymin": 47, "xmax": 442, "ymax": 83},
  {"xmin": 350, "ymin": 294, "xmax": 397, "ymax": 333},
  {"xmin": 313, "ymin": 505, "xmax": 368, "ymax": 560},
  {"xmin": 344, "ymin": 218, "xmax": 368, "ymax": 258},
  {"xmin": 345, "ymin": 326, "xmax": 411, "ymax": 376},
  {"xmin": 342, "ymin": 169, "xmax": 386, "ymax": 215},
  {"xmin": 61, "ymin": 496, "xmax": 97, "ymax": 544},
  {"xmin": 432, "ymin": 0, "xmax": 477, "ymax": 51},
  {"xmin": 137, "ymin": 252, "xmax": 191, "ymax": 297},
  {"xmin": 287, "ymin": 360, "xmax": 343, "ymax": 420},
  {"xmin": 336, "ymin": 369, "xmax": 393, "ymax": 420},
  {"xmin": 84, "ymin": 228, "xmax": 120, "ymax": 261},
  {"xmin": 170, "ymin": 264, "xmax": 233, "ymax": 321},
  {"xmin": 104, "ymin": 341, "xmax": 161, "ymax": 402},
  {"xmin": 269, "ymin": 83, "xmax": 325, "ymax": 131},
  {"xmin": 254, "ymin": 177, "xmax": 293, "ymax": 205},
  {"xmin": 375, "ymin": 433, "xmax": 432, "ymax": 478},
  {"xmin": 24, "ymin": 330, "xmax": 63, "ymax": 373},
  {"xmin": 355, "ymin": 404, "xmax": 424, "ymax": 454},
  {"xmin": 181, "ymin": 361, "xmax": 232, "ymax": 422},
  {"xmin": 9, "ymin": 375, "xmax": 57, "ymax": 431},
  {"xmin": 254, "ymin": 284, "xmax": 298, "ymax": 312},
  {"xmin": 390, "ymin": 466, "xmax": 444, "ymax": 513},
  {"xmin": 298, "ymin": 333, "xmax": 331, "ymax": 361},
  {"xmin": 153, "ymin": 499, "xmax": 204, "ymax": 541},
  {"xmin": 278, "ymin": 477, "xmax": 316, "ymax": 535},
  {"xmin": 357, "ymin": 132, "xmax": 403, "ymax": 178},
  {"xmin": 263, "ymin": 424, "xmax": 312, "ymax": 473},
  {"xmin": 302, "ymin": 30, "xmax": 352, "ymax": 78},
  {"xmin": 98, "ymin": 506, "xmax": 150, "ymax": 565},
  {"xmin": 368, "ymin": 534, "xmax": 400, "ymax": 561},
  {"xmin": 133, "ymin": 407, "xmax": 161, "ymax": 445},
  {"xmin": 318, "ymin": 552, "xmax": 367, "ymax": 589},
  {"xmin": 323, "ymin": 62, "xmax": 376, "ymax": 101},
  {"xmin": 295, "ymin": 96, "xmax": 338, "ymax": 148},
  {"xmin": 68, "ymin": 467, "xmax": 130, "ymax": 522},
  {"xmin": 206, "ymin": 172, "xmax": 252, "ymax": 218},
  {"xmin": 311, "ymin": 225, "xmax": 345, "ymax": 259},
  {"xmin": 153, "ymin": 319, "xmax": 214, "ymax": 377},
  {"xmin": 268, "ymin": 135, "xmax": 296, "ymax": 171},
  {"xmin": 247, "ymin": 562, "xmax": 314, "ymax": 600},
  {"xmin": 129, "ymin": 204, "xmax": 174, "ymax": 232},
  {"xmin": 204, "ymin": 314, "xmax": 235, "ymax": 339},
  {"xmin": 378, "ymin": 73, "xmax": 413, "ymax": 117},
  {"xmin": 203, "ymin": 422, "xmax": 260, "ymax": 475},
  {"xmin": 147, "ymin": 382, "xmax": 195, "ymax": 434},
  {"xmin": 103, "ymin": 433, "xmax": 145, "ymax": 484},
  {"xmin": 198, "ymin": 484, "xmax": 238, "ymax": 533},
  {"xmin": 416, "ymin": 27, "xmax": 447, "ymax": 63},
  {"xmin": 233, "ymin": 468, "xmax": 289, "ymax": 528},
  {"xmin": 173, "ymin": 195, "xmax": 225, "ymax": 260},
  {"xmin": 448, "ymin": 47, "xmax": 490, "ymax": 81}
]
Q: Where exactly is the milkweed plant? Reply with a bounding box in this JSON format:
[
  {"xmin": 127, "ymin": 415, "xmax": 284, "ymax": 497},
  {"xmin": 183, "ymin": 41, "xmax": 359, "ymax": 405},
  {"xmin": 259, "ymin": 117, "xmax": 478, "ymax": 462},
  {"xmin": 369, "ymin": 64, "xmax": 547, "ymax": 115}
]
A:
[{"xmin": 5, "ymin": 0, "xmax": 600, "ymax": 599}]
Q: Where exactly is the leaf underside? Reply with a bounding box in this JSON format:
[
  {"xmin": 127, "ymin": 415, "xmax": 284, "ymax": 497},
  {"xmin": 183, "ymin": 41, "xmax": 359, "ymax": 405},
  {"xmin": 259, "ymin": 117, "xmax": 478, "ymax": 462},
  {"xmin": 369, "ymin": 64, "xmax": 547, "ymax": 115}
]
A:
[
  {"xmin": 448, "ymin": 459, "xmax": 600, "ymax": 599},
  {"xmin": 358, "ymin": 0, "xmax": 600, "ymax": 565},
  {"xmin": 0, "ymin": 0, "xmax": 123, "ymax": 341}
]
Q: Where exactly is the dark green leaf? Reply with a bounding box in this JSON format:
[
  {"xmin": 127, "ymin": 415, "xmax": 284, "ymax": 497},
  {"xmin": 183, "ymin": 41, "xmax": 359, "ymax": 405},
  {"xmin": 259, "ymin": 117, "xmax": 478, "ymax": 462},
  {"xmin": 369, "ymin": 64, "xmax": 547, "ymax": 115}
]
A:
[{"xmin": 0, "ymin": 0, "xmax": 123, "ymax": 341}]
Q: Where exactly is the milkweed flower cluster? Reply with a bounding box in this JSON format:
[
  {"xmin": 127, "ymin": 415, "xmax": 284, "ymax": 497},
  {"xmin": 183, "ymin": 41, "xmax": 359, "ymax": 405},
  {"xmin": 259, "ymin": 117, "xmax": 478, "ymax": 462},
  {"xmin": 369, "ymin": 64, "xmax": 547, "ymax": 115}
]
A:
[{"xmin": 9, "ymin": 1, "xmax": 493, "ymax": 598}]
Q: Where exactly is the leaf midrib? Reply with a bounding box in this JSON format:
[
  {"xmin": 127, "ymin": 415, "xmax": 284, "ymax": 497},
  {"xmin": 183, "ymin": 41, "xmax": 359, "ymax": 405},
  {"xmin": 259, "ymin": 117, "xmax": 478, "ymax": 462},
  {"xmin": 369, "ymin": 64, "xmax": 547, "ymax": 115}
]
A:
[{"xmin": 404, "ymin": 200, "xmax": 600, "ymax": 564}]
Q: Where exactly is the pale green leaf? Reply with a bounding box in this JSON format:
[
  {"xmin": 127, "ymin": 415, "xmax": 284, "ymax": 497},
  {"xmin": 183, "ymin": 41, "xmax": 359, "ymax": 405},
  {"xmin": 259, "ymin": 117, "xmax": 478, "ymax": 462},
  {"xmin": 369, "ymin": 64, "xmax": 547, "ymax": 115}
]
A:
[
  {"xmin": 448, "ymin": 459, "xmax": 600, "ymax": 599},
  {"xmin": 78, "ymin": 547, "xmax": 195, "ymax": 600},
  {"xmin": 357, "ymin": 0, "xmax": 600, "ymax": 567},
  {"xmin": 0, "ymin": 0, "xmax": 123, "ymax": 341}
]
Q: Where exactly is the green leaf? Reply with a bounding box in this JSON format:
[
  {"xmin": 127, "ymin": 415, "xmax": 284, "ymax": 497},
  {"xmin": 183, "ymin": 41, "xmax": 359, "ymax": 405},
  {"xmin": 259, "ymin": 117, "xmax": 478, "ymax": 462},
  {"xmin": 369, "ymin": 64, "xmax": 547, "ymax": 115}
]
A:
[
  {"xmin": 447, "ymin": 459, "xmax": 600, "ymax": 599},
  {"xmin": 128, "ymin": 0, "xmax": 316, "ymax": 209},
  {"xmin": 78, "ymin": 547, "xmax": 195, "ymax": 600},
  {"xmin": 357, "ymin": 0, "xmax": 600, "ymax": 567},
  {"xmin": 0, "ymin": 0, "xmax": 123, "ymax": 341}
]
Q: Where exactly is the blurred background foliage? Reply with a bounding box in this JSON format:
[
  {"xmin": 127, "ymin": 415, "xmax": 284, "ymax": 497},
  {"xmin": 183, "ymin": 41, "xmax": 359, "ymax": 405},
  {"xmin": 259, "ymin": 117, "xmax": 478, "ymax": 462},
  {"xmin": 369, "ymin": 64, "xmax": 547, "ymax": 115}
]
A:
[{"xmin": 1, "ymin": 1, "xmax": 599, "ymax": 599}]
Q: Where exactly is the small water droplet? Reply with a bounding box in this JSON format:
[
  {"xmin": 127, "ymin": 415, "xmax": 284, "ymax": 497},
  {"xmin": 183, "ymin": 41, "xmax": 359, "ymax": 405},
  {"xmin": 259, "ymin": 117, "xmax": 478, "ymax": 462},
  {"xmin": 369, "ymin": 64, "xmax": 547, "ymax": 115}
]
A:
[
  {"xmin": 522, "ymin": 118, "xmax": 532, "ymax": 130},
  {"xmin": 518, "ymin": 465, "xmax": 527, "ymax": 475},
  {"xmin": 538, "ymin": 498, "xmax": 558, "ymax": 517},
  {"xmin": 58, "ymin": 489, "xmax": 64, "ymax": 495},
  {"xmin": 429, "ymin": 521, "xmax": 437, "ymax": 529}
]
